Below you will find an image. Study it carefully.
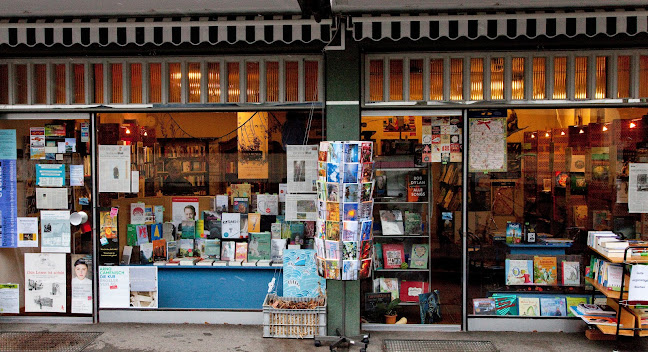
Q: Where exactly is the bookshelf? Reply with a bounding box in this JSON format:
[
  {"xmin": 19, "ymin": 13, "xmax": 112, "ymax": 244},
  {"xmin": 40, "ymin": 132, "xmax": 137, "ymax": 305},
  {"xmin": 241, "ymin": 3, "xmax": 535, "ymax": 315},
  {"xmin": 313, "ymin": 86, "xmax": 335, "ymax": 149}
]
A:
[{"xmin": 156, "ymin": 138, "xmax": 209, "ymax": 196}]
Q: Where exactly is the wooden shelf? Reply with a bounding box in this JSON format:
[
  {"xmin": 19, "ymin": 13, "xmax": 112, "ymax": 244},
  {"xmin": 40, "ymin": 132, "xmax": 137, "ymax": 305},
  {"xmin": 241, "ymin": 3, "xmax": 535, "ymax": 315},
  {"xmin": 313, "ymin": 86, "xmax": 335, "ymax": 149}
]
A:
[
  {"xmin": 595, "ymin": 324, "xmax": 635, "ymax": 337},
  {"xmin": 584, "ymin": 277, "xmax": 628, "ymax": 300},
  {"xmin": 589, "ymin": 246, "xmax": 648, "ymax": 264}
]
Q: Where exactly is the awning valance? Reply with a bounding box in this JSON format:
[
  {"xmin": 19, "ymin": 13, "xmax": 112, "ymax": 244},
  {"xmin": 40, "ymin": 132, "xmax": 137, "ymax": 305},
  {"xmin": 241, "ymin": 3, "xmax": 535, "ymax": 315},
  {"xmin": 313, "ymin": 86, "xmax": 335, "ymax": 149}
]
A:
[
  {"xmin": 0, "ymin": 16, "xmax": 333, "ymax": 47},
  {"xmin": 349, "ymin": 9, "xmax": 648, "ymax": 41}
]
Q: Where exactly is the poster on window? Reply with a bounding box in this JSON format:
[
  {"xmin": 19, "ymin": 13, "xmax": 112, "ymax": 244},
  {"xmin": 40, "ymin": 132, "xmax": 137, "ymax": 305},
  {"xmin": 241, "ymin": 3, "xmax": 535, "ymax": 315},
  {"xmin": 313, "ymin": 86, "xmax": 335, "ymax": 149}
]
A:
[
  {"xmin": 468, "ymin": 117, "xmax": 507, "ymax": 172},
  {"xmin": 422, "ymin": 116, "xmax": 463, "ymax": 163},
  {"xmin": 129, "ymin": 266, "xmax": 158, "ymax": 308},
  {"xmin": 0, "ymin": 159, "xmax": 18, "ymax": 248},
  {"xmin": 99, "ymin": 266, "xmax": 130, "ymax": 308},
  {"xmin": 629, "ymin": 163, "xmax": 648, "ymax": 213},
  {"xmin": 24, "ymin": 253, "xmax": 66, "ymax": 313},
  {"xmin": 40, "ymin": 211, "xmax": 71, "ymax": 253},
  {"xmin": 17, "ymin": 217, "xmax": 39, "ymax": 247},
  {"xmin": 237, "ymin": 112, "xmax": 269, "ymax": 179},
  {"xmin": 71, "ymin": 254, "xmax": 93, "ymax": 314},
  {"xmin": 287, "ymin": 145, "xmax": 318, "ymax": 194},
  {"xmin": 98, "ymin": 145, "xmax": 131, "ymax": 193}
]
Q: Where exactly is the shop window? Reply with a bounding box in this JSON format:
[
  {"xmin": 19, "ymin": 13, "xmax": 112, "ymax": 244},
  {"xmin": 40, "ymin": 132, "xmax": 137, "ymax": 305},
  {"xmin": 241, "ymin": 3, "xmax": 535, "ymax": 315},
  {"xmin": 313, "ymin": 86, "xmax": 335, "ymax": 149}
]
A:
[
  {"xmin": 93, "ymin": 64, "xmax": 104, "ymax": 104},
  {"xmin": 227, "ymin": 62, "xmax": 240, "ymax": 102},
  {"xmin": 409, "ymin": 59, "xmax": 423, "ymax": 101},
  {"xmin": 33, "ymin": 64, "xmax": 48, "ymax": 104},
  {"xmin": 188, "ymin": 62, "xmax": 201, "ymax": 103},
  {"xmin": 14, "ymin": 64, "xmax": 28, "ymax": 104},
  {"xmin": 430, "ymin": 59, "xmax": 444, "ymax": 101},
  {"xmin": 111, "ymin": 63, "xmax": 123, "ymax": 104},
  {"xmin": 553, "ymin": 57, "xmax": 567, "ymax": 99},
  {"xmin": 490, "ymin": 58, "xmax": 504, "ymax": 100},
  {"xmin": 130, "ymin": 63, "xmax": 143, "ymax": 104},
  {"xmin": 389, "ymin": 59, "xmax": 403, "ymax": 101},
  {"xmin": 73, "ymin": 64, "xmax": 85, "ymax": 104},
  {"xmin": 54, "ymin": 64, "xmax": 67, "ymax": 104},
  {"xmin": 575, "ymin": 57, "xmax": 588, "ymax": 99},
  {"xmin": 207, "ymin": 62, "xmax": 221, "ymax": 103},
  {"xmin": 285, "ymin": 61, "xmax": 299, "ymax": 102},
  {"xmin": 532, "ymin": 58, "xmax": 546, "ymax": 100},
  {"xmin": 617, "ymin": 56, "xmax": 631, "ymax": 98},
  {"xmin": 450, "ymin": 58, "xmax": 463, "ymax": 101},
  {"xmin": 511, "ymin": 58, "xmax": 525, "ymax": 100},
  {"xmin": 640, "ymin": 56, "xmax": 648, "ymax": 98},
  {"xmin": 266, "ymin": 61, "xmax": 279, "ymax": 102},
  {"xmin": 470, "ymin": 58, "xmax": 484, "ymax": 101},
  {"xmin": 149, "ymin": 63, "xmax": 162, "ymax": 103},
  {"xmin": 246, "ymin": 62, "xmax": 260, "ymax": 103},
  {"xmin": 595, "ymin": 57, "xmax": 608, "ymax": 99},
  {"xmin": 369, "ymin": 59, "xmax": 384, "ymax": 102},
  {"xmin": 168, "ymin": 63, "xmax": 182, "ymax": 103},
  {"xmin": 304, "ymin": 60, "xmax": 319, "ymax": 102},
  {"xmin": 0, "ymin": 64, "xmax": 8, "ymax": 104}
]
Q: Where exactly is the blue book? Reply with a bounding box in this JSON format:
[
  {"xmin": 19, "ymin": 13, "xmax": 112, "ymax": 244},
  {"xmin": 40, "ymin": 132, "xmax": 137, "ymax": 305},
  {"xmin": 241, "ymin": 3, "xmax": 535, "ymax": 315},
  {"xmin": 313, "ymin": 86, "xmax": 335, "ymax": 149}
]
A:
[
  {"xmin": 540, "ymin": 297, "xmax": 567, "ymax": 316},
  {"xmin": 150, "ymin": 224, "xmax": 163, "ymax": 241},
  {"xmin": 283, "ymin": 249, "xmax": 326, "ymax": 298}
]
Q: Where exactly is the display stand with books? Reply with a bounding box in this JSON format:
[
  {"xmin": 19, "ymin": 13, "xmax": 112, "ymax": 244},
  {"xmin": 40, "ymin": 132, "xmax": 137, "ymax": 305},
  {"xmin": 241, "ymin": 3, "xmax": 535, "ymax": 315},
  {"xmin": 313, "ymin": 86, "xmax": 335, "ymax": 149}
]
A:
[{"xmin": 582, "ymin": 244, "xmax": 648, "ymax": 340}]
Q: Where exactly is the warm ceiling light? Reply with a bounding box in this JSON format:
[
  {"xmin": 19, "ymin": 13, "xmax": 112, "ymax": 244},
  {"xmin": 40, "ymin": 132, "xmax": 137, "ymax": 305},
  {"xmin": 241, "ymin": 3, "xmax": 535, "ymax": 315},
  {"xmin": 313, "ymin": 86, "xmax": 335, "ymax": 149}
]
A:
[
  {"xmin": 630, "ymin": 121, "xmax": 637, "ymax": 128},
  {"xmin": 545, "ymin": 132, "xmax": 550, "ymax": 137},
  {"xmin": 560, "ymin": 131, "xmax": 566, "ymax": 136},
  {"xmin": 579, "ymin": 129, "xmax": 585, "ymax": 134},
  {"xmin": 125, "ymin": 128, "xmax": 131, "ymax": 134},
  {"xmin": 602, "ymin": 125, "xmax": 608, "ymax": 132},
  {"xmin": 143, "ymin": 131, "xmax": 148, "ymax": 136},
  {"xmin": 531, "ymin": 134, "xmax": 535, "ymax": 138}
]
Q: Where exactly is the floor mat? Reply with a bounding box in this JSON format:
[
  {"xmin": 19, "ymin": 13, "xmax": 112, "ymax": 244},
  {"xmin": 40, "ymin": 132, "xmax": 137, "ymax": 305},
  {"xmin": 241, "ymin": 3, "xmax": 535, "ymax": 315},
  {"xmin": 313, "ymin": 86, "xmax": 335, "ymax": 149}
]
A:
[
  {"xmin": 0, "ymin": 331, "xmax": 102, "ymax": 352},
  {"xmin": 383, "ymin": 339, "xmax": 498, "ymax": 352}
]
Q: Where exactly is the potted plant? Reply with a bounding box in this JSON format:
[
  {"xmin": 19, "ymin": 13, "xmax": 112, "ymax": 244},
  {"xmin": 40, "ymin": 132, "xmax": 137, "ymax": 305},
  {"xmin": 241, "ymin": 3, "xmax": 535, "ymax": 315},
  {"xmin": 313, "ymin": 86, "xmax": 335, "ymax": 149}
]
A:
[{"xmin": 383, "ymin": 298, "xmax": 401, "ymax": 324}]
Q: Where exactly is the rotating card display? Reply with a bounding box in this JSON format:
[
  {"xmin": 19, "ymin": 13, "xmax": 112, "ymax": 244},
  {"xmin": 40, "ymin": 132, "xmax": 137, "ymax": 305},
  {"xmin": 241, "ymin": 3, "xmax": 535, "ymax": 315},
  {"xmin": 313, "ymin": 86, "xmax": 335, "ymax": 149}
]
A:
[{"xmin": 315, "ymin": 141, "xmax": 374, "ymax": 280}]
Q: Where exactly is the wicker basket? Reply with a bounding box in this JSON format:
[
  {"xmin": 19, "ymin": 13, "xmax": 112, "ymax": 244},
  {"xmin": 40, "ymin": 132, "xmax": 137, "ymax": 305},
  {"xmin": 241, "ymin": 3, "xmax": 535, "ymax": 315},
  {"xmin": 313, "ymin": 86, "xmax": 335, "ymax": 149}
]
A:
[{"xmin": 262, "ymin": 294, "xmax": 327, "ymax": 339}]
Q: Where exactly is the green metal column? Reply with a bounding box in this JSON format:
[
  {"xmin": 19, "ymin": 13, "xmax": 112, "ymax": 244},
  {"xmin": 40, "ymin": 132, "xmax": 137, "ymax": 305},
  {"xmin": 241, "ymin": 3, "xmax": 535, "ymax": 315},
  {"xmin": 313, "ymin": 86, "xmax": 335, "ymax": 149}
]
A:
[{"xmin": 325, "ymin": 35, "xmax": 361, "ymax": 337}]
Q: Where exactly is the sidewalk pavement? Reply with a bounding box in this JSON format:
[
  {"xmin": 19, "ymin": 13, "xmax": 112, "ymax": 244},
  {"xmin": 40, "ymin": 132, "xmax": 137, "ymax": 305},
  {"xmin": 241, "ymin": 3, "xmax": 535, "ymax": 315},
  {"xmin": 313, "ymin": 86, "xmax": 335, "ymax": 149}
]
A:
[{"xmin": 2, "ymin": 323, "xmax": 648, "ymax": 352}]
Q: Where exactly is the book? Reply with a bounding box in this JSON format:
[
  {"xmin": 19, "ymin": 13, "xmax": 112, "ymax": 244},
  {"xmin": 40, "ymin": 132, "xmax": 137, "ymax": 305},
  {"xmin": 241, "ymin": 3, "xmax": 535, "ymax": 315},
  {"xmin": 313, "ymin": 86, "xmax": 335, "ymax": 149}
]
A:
[
  {"xmin": 222, "ymin": 213, "xmax": 241, "ymax": 239},
  {"xmin": 233, "ymin": 197, "xmax": 249, "ymax": 213},
  {"xmin": 404, "ymin": 211, "xmax": 423, "ymax": 235},
  {"xmin": 407, "ymin": 171, "xmax": 428, "ymax": 202},
  {"xmin": 179, "ymin": 239, "xmax": 194, "ymax": 257},
  {"xmin": 379, "ymin": 210, "xmax": 405, "ymax": 236},
  {"xmin": 248, "ymin": 213, "xmax": 261, "ymax": 233},
  {"xmin": 204, "ymin": 239, "xmax": 221, "ymax": 260},
  {"xmin": 136, "ymin": 224, "xmax": 149, "ymax": 245},
  {"xmin": 506, "ymin": 222, "xmax": 522, "ymax": 244},
  {"xmin": 565, "ymin": 297, "xmax": 589, "ymax": 317},
  {"xmin": 518, "ymin": 297, "xmax": 540, "ymax": 316},
  {"xmin": 375, "ymin": 170, "xmax": 387, "ymax": 196},
  {"xmin": 235, "ymin": 242, "xmax": 248, "ymax": 261},
  {"xmin": 152, "ymin": 239, "xmax": 167, "ymax": 261},
  {"xmin": 240, "ymin": 214, "xmax": 249, "ymax": 239},
  {"xmin": 399, "ymin": 281, "xmax": 429, "ymax": 303},
  {"xmin": 194, "ymin": 238, "xmax": 205, "ymax": 258},
  {"xmin": 379, "ymin": 277, "xmax": 399, "ymax": 300},
  {"xmin": 140, "ymin": 242, "xmax": 154, "ymax": 264},
  {"xmin": 151, "ymin": 223, "xmax": 163, "ymax": 241},
  {"xmin": 121, "ymin": 245, "xmax": 133, "ymax": 265},
  {"xmin": 540, "ymin": 297, "xmax": 567, "ymax": 316},
  {"xmin": 493, "ymin": 294, "xmax": 519, "ymax": 315},
  {"xmin": 162, "ymin": 222, "xmax": 176, "ymax": 241},
  {"xmin": 221, "ymin": 241, "xmax": 236, "ymax": 261},
  {"xmin": 180, "ymin": 220, "xmax": 196, "ymax": 239},
  {"xmin": 382, "ymin": 243, "xmax": 405, "ymax": 269},
  {"xmin": 505, "ymin": 259, "xmax": 533, "ymax": 285},
  {"xmin": 533, "ymin": 256, "xmax": 558, "ymax": 285},
  {"xmin": 126, "ymin": 224, "xmax": 137, "ymax": 246},
  {"xmin": 203, "ymin": 211, "xmax": 222, "ymax": 239},
  {"xmin": 166, "ymin": 241, "xmax": 178, "ymax": 260},
  {"xmin": 579, "ymin": 315, "xmax": 619, "ymax": 326},
  {"xmin": 473, "ymin": 298, "xmax": 496, "ymax": 315},
  {"xmin": 576, "ymin": 303, "xmax": 616, "ymax": 316},
  {"xmin": 271, "ymin": 238, "xmax": 287, "ymax": 262},
  {"xmin": 247, "ymin": 232, "xmax": 270, "ymax": 261},
  {"xmin": 179, "ymin": 257, "xmax": 201, "ymax": 266},
  {"xmin": 130, "ymin": 202, "xmax": 146, "ymax": 224},
  {"xmin": 409, "ymin": 244, "xmax": 429, "ymax": 269},
  {"xmin": 271, "ymin": 223, "xmax": 282, "ymax": 239},
  {"xmin": 374, "ymin": 243, "xmax": 383, "ymax": 270},
  {"xmin": 561, "ymin": 261, "xmax": 581, "ymax": 286},
  {"xmin": 196, "ymin": 259, "xmax": 215, "ymax": 266}
]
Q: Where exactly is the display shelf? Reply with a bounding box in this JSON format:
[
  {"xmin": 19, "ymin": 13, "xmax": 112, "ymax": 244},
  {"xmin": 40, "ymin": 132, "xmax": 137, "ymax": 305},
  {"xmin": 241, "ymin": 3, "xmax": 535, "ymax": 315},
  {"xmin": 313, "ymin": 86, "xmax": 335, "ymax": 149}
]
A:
[
  {"xmin": 375, "ymin": 167, "xmax": 425, "ymax": 172},
  {"xmin": 589, "ymin": 246, "xmax": 648, "ymax": 264},
  {"xmin": 373, "ymin": 235, "xmax": 430, "ymax": 238},
  {"xmin": 584, "ymin": 277, "xmax": 628, "ymax": 300},
  {"xmin": 398, "ymin": 302, "xmax": 419, "ymax": 306},
  {"xmin": 374, "ymin": 201, "xmax": 428, "ymax": 204},
  {"xmin": 374, "ymin": 269, "xmax": 428, "ymax": 272}
]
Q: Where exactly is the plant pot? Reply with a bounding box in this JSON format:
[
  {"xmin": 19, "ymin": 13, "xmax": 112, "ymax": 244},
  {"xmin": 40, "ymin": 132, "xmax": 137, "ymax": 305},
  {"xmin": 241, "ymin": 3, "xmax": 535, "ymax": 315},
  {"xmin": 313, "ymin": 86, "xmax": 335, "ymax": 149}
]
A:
[{"xmin": 385, "ymin": 314, "xmax": 397, "ymax": 324}]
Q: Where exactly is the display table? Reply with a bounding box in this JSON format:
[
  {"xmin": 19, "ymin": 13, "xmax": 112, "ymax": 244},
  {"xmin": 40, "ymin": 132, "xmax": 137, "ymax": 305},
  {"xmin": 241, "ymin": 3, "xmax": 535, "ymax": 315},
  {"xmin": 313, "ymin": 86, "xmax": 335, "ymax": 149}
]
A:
[{"xmin": 506, "ymin": 243, "xmax": 571, "ymax": 255}]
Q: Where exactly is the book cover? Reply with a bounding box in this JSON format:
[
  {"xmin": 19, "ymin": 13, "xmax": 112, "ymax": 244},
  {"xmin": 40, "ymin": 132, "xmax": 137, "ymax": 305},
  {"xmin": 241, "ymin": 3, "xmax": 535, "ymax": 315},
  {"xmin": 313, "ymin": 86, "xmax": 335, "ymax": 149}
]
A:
[
  {"xmin": 576, "ymin": 303, "xmax": 615, "ymax": 316},
  {"xmin": 235, "ymin": 242, "xmax": 248, "ymax": 261},
  {"xmin": 248, "ymin": 232, "xmax": 271, "ymax": 261},
  {"xmin": 203, "ymin": 210, "xmax": 222, "ymax": 239},
  {"xmin": 126, "ymin": 224, "xmax": 137, "ymax": 246},
  {"xmin": 166, "ymin": 241, "xmax": 178, "ymax": 260},
  {"xmin": 270, "ymin": 222, "xmax": 282, "ymax": 239},
  {"xmin": 375, "ymin": 170, "xmax": 387, "ymax": 196},
  {"xmin": 493, "ymin": 294, "xmax": 519, "ymax": 315},
  {"xmin": 222, "ymin": 213, "xmax": 241, "ymax": 239},
  {"xmin": 379, "ymin": 210, "xmax": 405, "ymax": 235},
  {"xmin": 214, "ymin": 194, "xmax": 229, "ymax": 212},
  {"xmin": 374, "ymin": 243, "xmax": 383, "ymax": 270},
  {"xmin": 130, "ymin": 202, "xmax": 146, "ymax": 224},
  {"xmin": 121, "ymin": 245, "xmax": 132, "ymax": 265},
  {"xmin": 136, "ymin": 224, "xmax": 149, "ymax": 245},
  {"xmin": 140, "ymin": 242, "xmax": 154, "ymax": 264},
  {"xmin": 505, "ymin": 259, "xmax": 533, "ymax": 285},
  {"xmin": 565, "ymin": 298, "xmax": 590, "ymax": 317},
  {"xmin": 233, "ymin": 197, "xmax": 249, "ymax": 214},
  {"xmin": 152, "ymin": 239, "xmax": 167, "ymax": 261},
  {"xmin": 248, "ymin": 213, "xmax": 261, "ymax": 233},
  {"xmin": 382, "ymin": 243, "xmax": 405, "ymax": 269},
  {"xmin": 518, "ymin": 297, "xmax": 540, "ymax": 316},
  {"xmin": 221, "ymin": 241, "xmax": 236, "ymax": 261},
  {"xmin": 534, "ymin": 256, "xmax": 558, "ymax": 285},
  {"xmin": 194, "ymin": 238, "xmax": 205, "ymax": 257},
  {"xmin": 196, "ymin": 219, "xmax": 205, "ymax": 238},
  {"xmin": 506, "ymin": 222, "xmax": 522, "ymax": 244},
  {"xmin": 162, "ymin": 222, "xmax": 176, "ymax": 241},
  {"xmin": 180, "ymin": 220, "xmax": 196, "ymax": 239},
  {"xmin": 473, "ymin": 298, "xmax": 496, "ymax": 315},
  {"xmin": 283, "ymin": 249, "xmax": 326, "ymax": 297},
  {"xmin": 240, "ymin": 214, "xmax": 249, "ymax": 239},
  {"xmin": 573, "ymin": 205, "xmax": 588, "ymax": 228},
  {"xmin": 179, "ymin": 239, "xmax": 194, "ymax": 257},
  {"xmin": 409, "ymin": 244, "xmax": 429, "ymax": 269},
  {"xmin": 404, "ymin": 211, "xmax": 423, "ymax": 235},
  {"xmin": 290, "ymin": 222, "xmax": 305, "ymax": 245},
  {"xmin": 379, "ymin": 277, "xmax": 399, "ymax": 301},
  {"xmin": 271, "ymin": 238, "xmax": 287, "ymax": 262},
  {"xmin": 204, "ymin": 239, "xmax": 221, "ymax": 260},
  {"xmin": 399, "ymin": 281, "xmax": 429, "ymax": 302},
  {"xmin": 562, "ymin": 261, "xmax": 581, "ymax": 286},
  {"xmin": 540, "ymin": 297, "xmax": 567, "ymax": 316},
  {"xmin": 407, "ymin": 171, "xmax": 428, "ymax": 202},
  {"xmin": 151, "ymin": 224, "xmax": 163, "ymax": 241}
]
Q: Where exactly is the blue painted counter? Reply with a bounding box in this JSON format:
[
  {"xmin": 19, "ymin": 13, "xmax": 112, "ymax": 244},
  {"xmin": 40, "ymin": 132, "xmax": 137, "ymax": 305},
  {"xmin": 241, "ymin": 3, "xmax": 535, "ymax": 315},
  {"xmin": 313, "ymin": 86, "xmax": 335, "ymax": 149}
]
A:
[
  {"xmin": 506, "ymin": 243, "xmax": 572, "ymax": 255},
  {"xmin": 157, "ymin": 266, "xmax": 283, "ymax": 309}
]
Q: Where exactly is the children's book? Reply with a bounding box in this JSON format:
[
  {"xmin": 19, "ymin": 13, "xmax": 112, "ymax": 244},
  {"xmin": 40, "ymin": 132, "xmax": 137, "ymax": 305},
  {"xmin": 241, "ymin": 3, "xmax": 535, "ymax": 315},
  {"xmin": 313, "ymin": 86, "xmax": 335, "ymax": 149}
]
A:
[
  {"xmin": 151, "ymin": 224, "xmax": 163, "ymax": 241},
  {"xmin": 505, "ymin": 259, "xmax": 533, "ymax": 285},
  {"xmin": 561, "ymin": 261, "xmax": 581, "ymax": 286},
  {"xmin": 506, "ymin": 222, "xmax": 522, "ymax": 244},
  {"xmin": 473, "ymin": 298, "xmax": 496, "ymax": 315},
  {"xmin": 564, "ymin": 298, "xmax": 590, "ymax": 317},
  {"xmin": 399, "ymin": 281, "xmax": 429, "ymax": 302},
  {"xmin": 409, "ymin": 244, "xmax": 429, "ymax": 269},
  {"xmin": 382, "ymin": 243, "xmax": 405, "ymax": 269},
  {"xmin": 540, "ymin": 297, "xmax": 567, "ymax": 316},
  {"xmin": 379, "ymin": 277, "xmax": 399, "ymax": 301},
  {"xmin": 248, "ymin": 232, "xmax": 271, "ymax": 261},
  {"xmin": 283, "ymin": 249, "xmax": 326, "ymax": 297},
  {"xmin": 379, "ymin": 210, "xmax": 405, "ymax": 235},
  {"xmin": 235, "ymin": 242, "xmax": 248, "ymax": 261},
  {"xmin": 493, "ymin": 294, "xmax": 519, "ymax": 315},
  {"xmin": 534, "ymin": 256, "xmax": 558, "ymax": 285},
  {"xmin": 518, "ymin": 297, "xmax": 540, "ymax": 316}
]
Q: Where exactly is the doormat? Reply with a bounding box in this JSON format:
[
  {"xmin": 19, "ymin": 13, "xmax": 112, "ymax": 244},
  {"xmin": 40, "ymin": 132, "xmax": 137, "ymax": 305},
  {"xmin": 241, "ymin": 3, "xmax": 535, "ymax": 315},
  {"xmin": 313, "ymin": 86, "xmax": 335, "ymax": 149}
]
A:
[
  {"xmin": 0, "ymin": 332, "xmax": 102, "ymax": 352},
  {"xmin": 383, "ymin": 339, "xmax": 498, "ymax": 352}
]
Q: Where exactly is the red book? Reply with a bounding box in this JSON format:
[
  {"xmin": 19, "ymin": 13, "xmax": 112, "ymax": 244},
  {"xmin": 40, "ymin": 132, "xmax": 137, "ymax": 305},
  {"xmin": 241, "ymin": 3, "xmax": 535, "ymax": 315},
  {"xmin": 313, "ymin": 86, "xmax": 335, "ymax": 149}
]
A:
[
  {"xmin": 382, "ymin": 243, "xmax": 405, "ymax": 269},
  {"xmin": 399, "ymin": 281, "xmax": 430, "ymax": 302}
]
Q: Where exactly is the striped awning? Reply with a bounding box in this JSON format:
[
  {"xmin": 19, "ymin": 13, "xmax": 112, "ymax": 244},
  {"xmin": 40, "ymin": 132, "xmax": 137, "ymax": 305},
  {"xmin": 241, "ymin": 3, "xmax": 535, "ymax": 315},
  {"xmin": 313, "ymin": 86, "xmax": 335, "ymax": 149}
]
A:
[
  {"xmin": 349, "ymin": 8, "xmax": 648, "ymax": 41},
  {"xmin": 0, "ymin": 16, "xmax": 334, "ymax": 47}
]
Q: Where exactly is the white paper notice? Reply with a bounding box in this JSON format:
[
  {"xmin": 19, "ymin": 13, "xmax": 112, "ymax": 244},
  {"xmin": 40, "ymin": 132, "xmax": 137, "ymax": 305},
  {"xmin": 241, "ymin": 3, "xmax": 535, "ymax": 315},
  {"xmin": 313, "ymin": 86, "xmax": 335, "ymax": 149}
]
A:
[
  {"xmin": 129, "ymin": 266, "xmax": 158, "ymax": 309},
  {"xmin": 131, "ymin": 171, "xmax": 140, "ymax": 193},
  {"xmin": 0, "ymin": 284, "xmax": 19, "ymax": 313},
  {"xmin": 99, "ymin": 266, "xmax": 130, "ymax": 308},
  {"xmin": 257, "ymin": 194, "xmax": 279, "ymax": 215},
  {"xmin": 36, "ymin": 188, "xmax": 68, "ymax": 209},
  {"xmin": 69, "ymin": 165, "xmax": 84, "ymax": 186},
  {"xmin": 98, "ymin": 145, "xmax": 131, "ymax": 193},
  {"xmin": 25, "ymin": 253, "xmax": 66, "ymax": 313},
  {"xmin": 279, "ymin": 183, "xmax": 287, "ymax": 202},
  {"xmin": 40, "ymin": 211, "xmax": 71, "ymax": 253},
  {"xmin": 629, "ymin": 264, "xmax": 648, "ymax": 302},
  {"xmin": 286, "ymin": 145, "xmax": 318, "ymax": 194},
  {"xmin": 285, "ymin": 194, "xmax": 318, "ymax": 221},
  {"xmin": 468, "ymin": 117, "xmax": 507, "ymax": 172},
  {"xmin": 17, "ymin": 217, "xmax": 39, "ymax": 248},
  {"xmin": 629, "ymin": 163, "xmax": 648, "ymax": 213}
]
